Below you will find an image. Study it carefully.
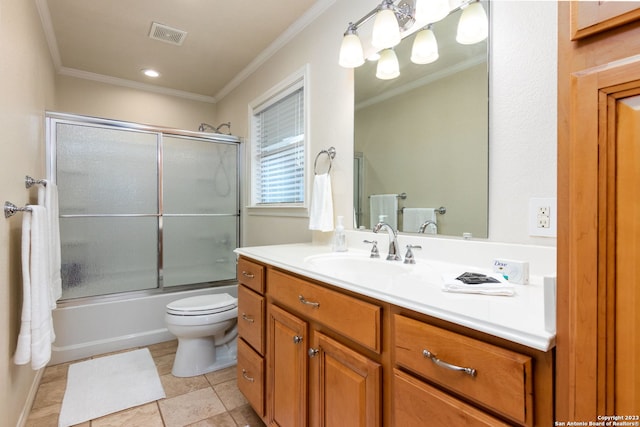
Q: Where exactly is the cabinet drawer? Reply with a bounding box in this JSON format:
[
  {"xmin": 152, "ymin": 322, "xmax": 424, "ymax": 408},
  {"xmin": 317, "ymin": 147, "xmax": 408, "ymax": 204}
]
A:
[
  {"xmin": 238, "ymin": 284, "xmax": 265, "ymax": 355},
  {"xmin": 393, "ymin": 369, "xmax": 511, "ymax": 427},
  {"xmin": 268, "ymin": 269, "xmax": 381, "ymax": 353},
  {"xmin": 237, "ymin": 338, "xmax": 265, "ymax": 418},
  {"xmin": 237, "ymin": 257, "xmax": 264, "ymax": 294},
  {"xmin": 393, "ymin": 315, "xmax": 533, "ymax": 426}
]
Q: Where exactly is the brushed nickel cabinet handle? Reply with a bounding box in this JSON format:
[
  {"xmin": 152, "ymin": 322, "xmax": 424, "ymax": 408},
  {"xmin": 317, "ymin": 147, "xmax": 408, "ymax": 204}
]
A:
[
  {"xmin": 308, "ymin": 348, "xmax": 319, "ymax": 357},
  {"xmin": 422, "ymin": 349, "xmax": 477, "ymax": 377},
  {"xmin": 242, "ymin": 271, "xmax": 255, "ymax": 278},
  {"xmin": 241, "ymin": 369, "xmax": 255, "ymax": 382},
  {"xmin": 293, "ymin": 335, "xmax": 303, "ymax": 344},
  {"xmin": 241, "ymin": 313, "xmax": 254, "ymax": 323},
  {"xmin": 298, "ymin": 295, "xmax": 320, "ymax": 308}
]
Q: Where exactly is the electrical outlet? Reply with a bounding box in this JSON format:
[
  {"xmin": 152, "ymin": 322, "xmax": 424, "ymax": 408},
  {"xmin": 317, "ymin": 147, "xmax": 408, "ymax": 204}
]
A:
[
  {"xmin": 537, "ymin": 214, "xmax": 550, "ymax": 228},
  {"xmin": 529, "ymin": 198, "xmax": 556, "ymax": 237}
]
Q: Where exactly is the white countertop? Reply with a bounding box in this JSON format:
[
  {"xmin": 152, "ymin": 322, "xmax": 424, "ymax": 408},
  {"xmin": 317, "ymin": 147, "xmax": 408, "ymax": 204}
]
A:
[{"xmin": 235, "ymin": 236, "xmax": 556, "ymax": 352}]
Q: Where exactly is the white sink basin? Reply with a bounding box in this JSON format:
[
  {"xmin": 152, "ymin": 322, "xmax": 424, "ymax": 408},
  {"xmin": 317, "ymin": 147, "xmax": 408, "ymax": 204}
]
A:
[
  {"xmin": 303, "ymin": 252, "xmax": 425, "ymax": 290},
  {"xmin": 305, "ymin": 252, "xmax": 410, "ymax": 275}
]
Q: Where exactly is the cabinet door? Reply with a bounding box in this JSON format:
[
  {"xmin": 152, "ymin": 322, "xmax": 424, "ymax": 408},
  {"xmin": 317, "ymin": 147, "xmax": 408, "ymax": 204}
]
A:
[
  {"xmin": 309, "ymin": 332, "xmax": 381, "ymax": 427},
  {"xmin": 267, "ymin": 304, "xmax": 308, "ymax": 427}
]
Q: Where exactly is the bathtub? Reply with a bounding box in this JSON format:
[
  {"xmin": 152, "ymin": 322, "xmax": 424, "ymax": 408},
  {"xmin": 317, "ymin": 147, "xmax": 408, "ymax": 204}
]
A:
[{"xmin": 50, "ymin": 284, "xmax": 238, "ymax": 365}]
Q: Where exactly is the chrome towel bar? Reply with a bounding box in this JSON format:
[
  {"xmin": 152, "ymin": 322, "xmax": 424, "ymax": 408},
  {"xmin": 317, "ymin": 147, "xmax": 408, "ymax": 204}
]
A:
[
  {"xmin": 25, "ymin": 175, "xmax": 46, "ymax": 188},
  {"xmin": 4, "ymin": 201, "xmax": 32, "ymax": 218}
]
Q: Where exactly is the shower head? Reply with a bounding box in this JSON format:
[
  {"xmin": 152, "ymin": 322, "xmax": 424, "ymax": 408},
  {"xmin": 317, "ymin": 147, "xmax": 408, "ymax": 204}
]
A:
[
  {"xmin": 215, "ymin": 122, "xmax": 231, "ymax": 134},
  {"xmin": 198, "ymin": 122, "xmax": 232, "ymax": 135}
]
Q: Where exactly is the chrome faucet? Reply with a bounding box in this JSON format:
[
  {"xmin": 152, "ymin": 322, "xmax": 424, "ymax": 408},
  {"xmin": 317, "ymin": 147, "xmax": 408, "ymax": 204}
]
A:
[
  {"xmin": 418, "ymin": 220, "xmax": 437, "ymax": 234},
  {"xmin": 373, "ymin": 222, "xmax": 402, "ymax": 261}
]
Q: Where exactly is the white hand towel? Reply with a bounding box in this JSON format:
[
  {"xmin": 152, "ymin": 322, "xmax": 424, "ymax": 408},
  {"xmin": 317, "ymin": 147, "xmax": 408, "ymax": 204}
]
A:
[
  {"xmin": 309, "ymin": 173, "xmax": 334, "ymax": 232},
  {"xmin": 370, "ymin": 194, "xmax": 398, "ymax": 230},
  {"xmin": 441, "ymin": 273, "xmax": 515, "ymax": 296},
  {"xmin": 402, "ymin": 208, "xmax": 436, "ymax": 233},
  {"xmin": 38, "ymin": 182, "xmax": 62, "ymax": 306},
  {"xmin": 15, "ymin": 206, "xmax": 55, "ymax": 369}
]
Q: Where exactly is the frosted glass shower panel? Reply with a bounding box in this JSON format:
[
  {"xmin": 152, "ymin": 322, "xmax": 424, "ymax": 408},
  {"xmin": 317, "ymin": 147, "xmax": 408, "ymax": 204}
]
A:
[
  {"xmin": 163, "ymin": 136, "xmax": 238, "ymax": 214},
  {"xmin": 59, "ymin": 217, "xmax": 158, "ymax": 299},
  {"xmin": 162, "ymin": 216, "xmax": 238, "ymax": 287},
  {"xmin": 56, "ymin": 123, "xmax": 158, "ymax": 215}
]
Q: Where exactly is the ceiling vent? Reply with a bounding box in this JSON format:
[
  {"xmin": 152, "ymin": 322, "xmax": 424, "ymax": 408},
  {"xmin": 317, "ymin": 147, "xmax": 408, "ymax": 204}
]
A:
[{"xmin": 148, "ymin": 22, "xmax": 187, "ymax": 46}]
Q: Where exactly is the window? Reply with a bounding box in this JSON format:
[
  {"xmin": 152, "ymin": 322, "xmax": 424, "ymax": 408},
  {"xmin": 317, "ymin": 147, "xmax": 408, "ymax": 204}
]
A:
[{"xmin": 250, "ymin": 67, "xmax": 308, "ymax": 213}]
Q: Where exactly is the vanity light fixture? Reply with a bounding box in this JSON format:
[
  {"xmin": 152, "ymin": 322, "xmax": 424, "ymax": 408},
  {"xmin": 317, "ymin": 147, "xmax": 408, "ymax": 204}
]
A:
[
  {"xmin": 414, "ymin": 0, "xmax": 449, "ymax": 25},
  {"xmin": 410, "ymin": 25, "xmax": 438, "ymax": 65},
  {"xmin": 339, "ymin": 25, "xmax": 365, "ymax": 68},
  {"xmin": 338, "ymin": 0, "xmax": 488, "ymax": 80},
  {"xmin": 376, "ymin": 48, "xmax": 400, "ymax": 79},
  {"xmin": 456, "ymin": 1, "xmax": 489, "ymax": 45},
  {"xmin": 371, "ymin": 0, "xmax": 402, "ymax": 49}
]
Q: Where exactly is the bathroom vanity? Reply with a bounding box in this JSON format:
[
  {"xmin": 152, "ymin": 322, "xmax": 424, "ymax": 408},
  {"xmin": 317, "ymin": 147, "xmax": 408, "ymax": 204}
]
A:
[{"xmin": 235, "ymin": 235, "xmax": 555, "ymax": 426}]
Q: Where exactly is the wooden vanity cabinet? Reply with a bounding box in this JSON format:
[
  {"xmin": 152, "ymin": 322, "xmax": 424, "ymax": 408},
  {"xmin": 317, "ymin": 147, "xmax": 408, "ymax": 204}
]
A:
[
  {"xmin": 266, "ymin": 268, "xmax": 383, "ymax": 427},
  {"xmin": 236, "ymin": 257, "xmax": 266, "ymax": 418},
  {"xmin": 236, "ymin": 255, "xmax": 554, "ymax": 427}
]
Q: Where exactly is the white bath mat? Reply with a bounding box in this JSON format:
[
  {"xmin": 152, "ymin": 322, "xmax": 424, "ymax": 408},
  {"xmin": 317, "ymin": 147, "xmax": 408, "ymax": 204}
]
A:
[{"xmin": 58, "ymin": 348, "xmax": 166, "ymax": 427}]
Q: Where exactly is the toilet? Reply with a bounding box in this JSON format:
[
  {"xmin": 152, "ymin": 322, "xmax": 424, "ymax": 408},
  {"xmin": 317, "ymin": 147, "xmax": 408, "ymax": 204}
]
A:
[{"xmin": 165, "ymin": 293, "xmax": 238, "ymax": 377}]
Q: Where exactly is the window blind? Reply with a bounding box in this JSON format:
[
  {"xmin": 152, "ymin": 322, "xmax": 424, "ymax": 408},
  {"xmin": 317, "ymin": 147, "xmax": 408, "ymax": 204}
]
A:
[{"xmin": 253, "ymin": 85, "xmax": 305, "ymax": 205}]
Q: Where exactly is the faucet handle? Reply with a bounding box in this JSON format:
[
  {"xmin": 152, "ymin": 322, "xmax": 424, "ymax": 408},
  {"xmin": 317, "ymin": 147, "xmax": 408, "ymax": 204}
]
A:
[
  {"xmin": 363, "ymin": 240, "xmax": 380, "ymax": 258},
  {"xmin": 404, "ymin": 244, "xmax": 422, "ymax": 264}
]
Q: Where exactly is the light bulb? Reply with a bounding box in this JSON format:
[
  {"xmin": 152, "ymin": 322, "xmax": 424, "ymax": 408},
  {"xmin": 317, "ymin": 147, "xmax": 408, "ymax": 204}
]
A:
[
  {"xmin": 339, "ymin": 32, "xmax": 365, "ymax": 68},
  {"xmin": 372, "ymin": 6, "xmax": 401, "ymax": 49},
  {"xmin": 415, "ymin": 0, "xmax": 450, "ymax": 24},
  {"xmin": 456, "ymin": 2, "xmax": 488, "ymax": 45},
  {"xmin": 411, "ymin": 28, "xmax": 439, "ymax": 64},
  {"xmin": 376, "ymin": 48, "xmax": 400, "ymax": 80}
]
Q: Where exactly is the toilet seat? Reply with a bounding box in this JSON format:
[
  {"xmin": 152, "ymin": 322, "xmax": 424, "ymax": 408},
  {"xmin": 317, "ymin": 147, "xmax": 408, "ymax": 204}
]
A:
[{"xmin": 167, "ymin": 294, "xmax": 237, "ymax": 316}]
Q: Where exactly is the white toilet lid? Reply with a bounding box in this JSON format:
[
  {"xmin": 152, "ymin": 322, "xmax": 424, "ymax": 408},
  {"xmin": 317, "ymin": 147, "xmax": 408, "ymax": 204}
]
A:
[{"xmin": 166, "ymin": 293, "xmax": 237, "ymax": 316}]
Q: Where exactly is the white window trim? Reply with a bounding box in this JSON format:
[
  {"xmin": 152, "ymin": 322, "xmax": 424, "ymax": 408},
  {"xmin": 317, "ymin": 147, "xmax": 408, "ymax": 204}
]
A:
[{"xmin": 246, "ymin": 64, "xmax": 311, "ymax": 217}]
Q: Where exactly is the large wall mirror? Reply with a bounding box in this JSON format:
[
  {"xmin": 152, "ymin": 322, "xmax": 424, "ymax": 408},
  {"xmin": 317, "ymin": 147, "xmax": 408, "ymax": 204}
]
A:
[{"xmin": 353, "ymin": 2, "xmax": 489, "ymax": 238}]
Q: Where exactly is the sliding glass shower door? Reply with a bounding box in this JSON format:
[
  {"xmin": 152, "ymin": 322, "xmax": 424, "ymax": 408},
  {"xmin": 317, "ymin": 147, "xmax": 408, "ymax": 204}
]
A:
[
  {"xmin": 49, "ymin": 114, "xmax": 240, "ymax": 301},
  {"xmin": 162, "ymin": 135, "xmax": 239, "ymax": 287}
]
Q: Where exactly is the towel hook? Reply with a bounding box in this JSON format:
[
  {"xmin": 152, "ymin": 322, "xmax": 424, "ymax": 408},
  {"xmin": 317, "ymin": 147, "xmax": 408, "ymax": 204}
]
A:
[
  {"xmin": 314, "ymin": 147, "xmax": 336, "ymax": 175},
  {"xmin": 4, "ymin": 201, "xmax": 32, "ymax": 218}
]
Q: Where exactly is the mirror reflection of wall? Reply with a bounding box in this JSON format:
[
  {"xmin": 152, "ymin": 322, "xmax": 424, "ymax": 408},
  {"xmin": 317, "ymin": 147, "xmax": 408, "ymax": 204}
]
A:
[{"xmin": 353, "ymin": 4, "xmax": 489, "ymax": 238}]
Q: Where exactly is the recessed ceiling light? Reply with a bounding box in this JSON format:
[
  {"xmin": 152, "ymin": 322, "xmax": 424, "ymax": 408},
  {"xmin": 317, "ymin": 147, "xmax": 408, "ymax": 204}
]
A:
[{"xmin": 142, "ymin": 69, "xmax": 160, "ymax": 78}]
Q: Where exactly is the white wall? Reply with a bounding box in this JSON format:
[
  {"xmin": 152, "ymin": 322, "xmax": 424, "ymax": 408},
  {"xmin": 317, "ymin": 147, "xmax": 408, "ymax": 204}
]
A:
[
  {"xmin": 489, "ymin": 1, "xmax": 557, "ymax": 245},
  {"xmin": 0, "ymin": 0, "xmax": 56, "ymax": 425},
  {"xmin": 55, "ymin": 75, "xmax": 218, "ymax": 131},
  {"xmin": 218, "ymin": 0, "xmax": 557, "ymax": 247}
]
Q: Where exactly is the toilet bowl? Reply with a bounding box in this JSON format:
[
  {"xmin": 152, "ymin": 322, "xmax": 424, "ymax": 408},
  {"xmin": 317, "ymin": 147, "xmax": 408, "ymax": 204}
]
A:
[{"xmin": 165, "ymin": 293, "xmax": 238, "ymax": 377}]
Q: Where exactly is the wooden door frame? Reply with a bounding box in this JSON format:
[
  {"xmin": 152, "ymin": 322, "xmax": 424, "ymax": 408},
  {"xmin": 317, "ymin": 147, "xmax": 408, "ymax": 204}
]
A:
[{"xmin": 558, "ymin": 51, "xmax": 640, "ymax": 420}]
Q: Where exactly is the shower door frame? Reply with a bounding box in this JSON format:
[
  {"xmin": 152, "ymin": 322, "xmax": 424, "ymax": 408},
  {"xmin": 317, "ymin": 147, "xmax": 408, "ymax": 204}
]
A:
[{"xmin": 46, "ymin": 112, "xmax": 242, "ymax": 306}]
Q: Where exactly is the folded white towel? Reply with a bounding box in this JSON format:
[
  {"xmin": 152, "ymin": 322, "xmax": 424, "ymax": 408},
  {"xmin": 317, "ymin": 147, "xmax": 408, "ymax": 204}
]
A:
[
  {"xmin": 15, "ymin": 206, "xmax": 55, "ymax": 369},
  {"xmin": 309, "ymin": 173, "xmax": 334, "ymax": 232},
  {"xmin": 370, "ymin": 194, "xmax": 398, "ymax": 230},
  {"xmin": 403, "ymin": 208, "xmax": 436, "ymax": 233},
  {"xmin": 441, "ymin": 273, "xmax": 515, "ymax": 296},
  {"xmin": 38, "ymin": 181, "xmax": 62, "ymax": 306}
]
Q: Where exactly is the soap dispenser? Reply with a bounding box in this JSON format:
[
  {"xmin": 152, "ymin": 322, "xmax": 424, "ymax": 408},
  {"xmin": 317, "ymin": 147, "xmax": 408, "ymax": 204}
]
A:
[{"xmin": 332, "ymin": 216, "xmax": 347, "ymax": 252}]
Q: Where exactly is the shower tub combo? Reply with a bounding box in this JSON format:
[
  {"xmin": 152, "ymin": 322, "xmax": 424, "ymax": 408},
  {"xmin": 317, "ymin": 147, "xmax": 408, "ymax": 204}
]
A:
[{"xmin": 46, "ymin": 113, "xmax": 241, "ymax": 364}]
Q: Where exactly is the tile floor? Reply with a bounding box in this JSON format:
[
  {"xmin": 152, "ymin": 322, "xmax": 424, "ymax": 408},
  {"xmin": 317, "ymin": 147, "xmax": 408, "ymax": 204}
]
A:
[{"xmin": 26, "ymin": 340, "xmax": 266, "ymax": 427}]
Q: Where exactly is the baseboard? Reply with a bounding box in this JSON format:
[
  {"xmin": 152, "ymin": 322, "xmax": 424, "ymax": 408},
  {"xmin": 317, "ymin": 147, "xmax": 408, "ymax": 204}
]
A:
[{"xmin": 16, "ymin": 367, "xmax": 45, "ymax": 427}]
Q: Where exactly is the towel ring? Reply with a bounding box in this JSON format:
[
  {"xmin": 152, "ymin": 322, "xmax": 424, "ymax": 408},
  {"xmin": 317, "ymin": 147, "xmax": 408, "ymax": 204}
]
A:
[{"xmin": 314, "ymin": 147, "xmax": 336, "ymax": 175}]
